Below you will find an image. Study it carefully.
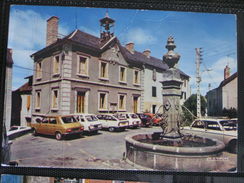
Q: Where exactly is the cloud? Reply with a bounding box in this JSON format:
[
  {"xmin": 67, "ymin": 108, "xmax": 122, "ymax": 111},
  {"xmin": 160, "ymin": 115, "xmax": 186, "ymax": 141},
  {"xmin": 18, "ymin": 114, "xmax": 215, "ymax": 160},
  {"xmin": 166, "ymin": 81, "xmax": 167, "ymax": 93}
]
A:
[
  {"xmin": 12, "ymin": 49, "xmax": 35, "ymax": 68},
  {"xmin": 8, "ymin": 9, "xmax": 69, "ymax": 89},
  {"xmin": 8, "ymin": 10, "xmax": 46, "ymax": 50},
  {"xmin": 189, "ymin": 56, "xmax": 237, "ymax": 96},
  {"xmin": 126, "ymin": 28, "xmax": 156, "ymax": 45}
]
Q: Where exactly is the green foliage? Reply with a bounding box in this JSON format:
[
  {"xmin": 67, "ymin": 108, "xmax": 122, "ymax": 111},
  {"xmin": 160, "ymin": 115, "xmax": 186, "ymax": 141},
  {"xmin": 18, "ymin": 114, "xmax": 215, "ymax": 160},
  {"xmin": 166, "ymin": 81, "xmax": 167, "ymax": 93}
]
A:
[
  {"xmin": 181, "ymin": 94, "xmax": 207, "ymax": 126},
  {"xmin": 222, "ymin": 107, "xmax": 237, "ymax": 118}
]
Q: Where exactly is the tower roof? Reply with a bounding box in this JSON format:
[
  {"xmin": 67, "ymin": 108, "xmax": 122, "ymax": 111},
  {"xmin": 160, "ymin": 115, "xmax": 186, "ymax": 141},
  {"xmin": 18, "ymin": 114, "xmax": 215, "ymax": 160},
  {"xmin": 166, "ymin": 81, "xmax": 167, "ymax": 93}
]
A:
[{"xmin": 99, "ymin": 11, "xmax": 115, "ymax": 25}]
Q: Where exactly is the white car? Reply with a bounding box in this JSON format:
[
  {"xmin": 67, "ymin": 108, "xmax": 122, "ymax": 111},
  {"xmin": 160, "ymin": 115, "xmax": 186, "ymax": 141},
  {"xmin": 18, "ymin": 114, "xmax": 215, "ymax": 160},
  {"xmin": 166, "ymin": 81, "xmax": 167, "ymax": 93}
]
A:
[
  {"xmin": 7, "ymin": 126, "xmax": 32, "ymax": 140},
  {"xmin": 182, "ymin": 118, "xmax": 237, "ymax": 153},
  {"xmin": 74, "ymin": 114, "xmax": 102, "ymax": 133},
  {"xmin": 96, "ymin": 114, "xmax": 129, "ymax": 132},
  {"xmin": 114, "ymin": 113, "xmax": 141, "ymax": 128}
]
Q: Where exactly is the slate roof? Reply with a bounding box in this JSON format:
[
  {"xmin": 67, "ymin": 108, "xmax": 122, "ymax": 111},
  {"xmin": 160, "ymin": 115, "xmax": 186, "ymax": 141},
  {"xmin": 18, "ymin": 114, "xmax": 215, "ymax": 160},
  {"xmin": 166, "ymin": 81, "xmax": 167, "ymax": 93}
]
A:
[
  {"xmin": 66, "ymin": 30, "xmax": 101, "ymax": 51},
  {"xmin": 219, "ymin": 72, "xmax": 237, "ymax": 88},
  {"xmin": 18, "ymin": 82, "xmax": 32, "ymax": 93},
  {"xmin": 32, "ymin": 29, "xmax": 189, "ymax": 78},
  {"xmin": 15, "ymin": 76, "xmax": 33, "ymax": 94}
]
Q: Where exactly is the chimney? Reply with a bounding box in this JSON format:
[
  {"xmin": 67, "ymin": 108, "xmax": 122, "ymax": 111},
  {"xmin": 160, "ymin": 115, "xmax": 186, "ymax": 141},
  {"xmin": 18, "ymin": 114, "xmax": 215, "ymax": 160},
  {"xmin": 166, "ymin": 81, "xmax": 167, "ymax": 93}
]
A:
[
  {"xmin": 126, "ymin": 42, "xmax": 135, "ymax": 54},
  {"xmin": 46, "ymin": 16, "xmax": 59, "ymax": 46},
  {"xmin": 143, "ymin": 49, "xmax": 151, "ymax": 58},
  {"xmin": 224, "ymin": 65, "xmax": 230, "ymax": 79}
]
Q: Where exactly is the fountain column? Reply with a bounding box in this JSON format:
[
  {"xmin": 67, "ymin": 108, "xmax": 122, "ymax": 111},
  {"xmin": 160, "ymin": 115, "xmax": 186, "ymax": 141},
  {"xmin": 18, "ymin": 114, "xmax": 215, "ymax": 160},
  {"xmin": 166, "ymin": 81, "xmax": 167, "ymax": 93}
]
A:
[{"xmin": 160, "ymin": 36, "xmax": 182, "ymax": 139}]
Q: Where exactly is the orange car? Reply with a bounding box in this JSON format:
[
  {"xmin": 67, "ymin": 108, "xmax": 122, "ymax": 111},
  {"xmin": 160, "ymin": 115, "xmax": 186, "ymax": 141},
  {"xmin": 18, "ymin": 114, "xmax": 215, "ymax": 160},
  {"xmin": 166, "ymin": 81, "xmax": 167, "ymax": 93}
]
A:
[
  {"xmin": 31, "ymin": 115, "xmax": 84, "ymax": 140},
  {"xmin": 144, "ymin": 113, "xmax": 163, "ymax": 126}
]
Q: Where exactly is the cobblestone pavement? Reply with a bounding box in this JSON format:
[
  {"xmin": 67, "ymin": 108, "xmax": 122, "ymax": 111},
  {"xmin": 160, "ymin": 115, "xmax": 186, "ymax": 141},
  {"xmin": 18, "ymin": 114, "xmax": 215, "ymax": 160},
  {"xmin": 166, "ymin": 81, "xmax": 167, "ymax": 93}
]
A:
[{"xmin": 10, "ymin": 126, "xmax": 236, "ymax": 171}]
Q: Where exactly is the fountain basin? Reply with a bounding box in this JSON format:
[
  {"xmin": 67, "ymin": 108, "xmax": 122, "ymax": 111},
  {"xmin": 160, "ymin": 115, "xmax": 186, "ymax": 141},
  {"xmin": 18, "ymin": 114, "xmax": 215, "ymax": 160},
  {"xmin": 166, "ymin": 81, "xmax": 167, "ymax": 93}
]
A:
[{"xmin": 125, "ymin": 133, "xmax": 225, "ymax": 171}]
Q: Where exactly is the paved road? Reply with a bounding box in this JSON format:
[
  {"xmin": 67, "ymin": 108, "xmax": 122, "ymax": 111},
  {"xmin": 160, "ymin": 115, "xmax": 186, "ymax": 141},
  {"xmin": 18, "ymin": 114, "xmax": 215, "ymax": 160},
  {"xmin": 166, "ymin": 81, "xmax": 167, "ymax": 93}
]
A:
[{"xmin": 10, "ymin": 126, "xmax": 236, "ymax": 171}]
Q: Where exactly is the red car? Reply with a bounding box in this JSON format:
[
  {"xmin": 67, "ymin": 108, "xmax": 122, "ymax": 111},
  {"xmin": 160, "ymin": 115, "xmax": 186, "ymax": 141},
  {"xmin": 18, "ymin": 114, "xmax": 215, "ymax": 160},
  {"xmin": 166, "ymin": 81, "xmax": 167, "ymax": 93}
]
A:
[{"xmin": 144, "ymin": 113, "xmax": 163, "ymax": 126}]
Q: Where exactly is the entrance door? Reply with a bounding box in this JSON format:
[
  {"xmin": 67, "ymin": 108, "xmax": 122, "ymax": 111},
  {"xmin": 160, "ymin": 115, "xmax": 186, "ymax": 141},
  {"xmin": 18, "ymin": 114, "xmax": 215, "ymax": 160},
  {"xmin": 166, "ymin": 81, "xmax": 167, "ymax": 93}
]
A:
[
  {"xmin": 133, "ymin": 96, "xmax": 138, "ymax": 113},
  {"xmin": 152, "ymin": 105, "xmax": 156, "ymax": 114},
  {"xmin": 77, "ymin": 91, "xmax": 86, "ymax": 113}
]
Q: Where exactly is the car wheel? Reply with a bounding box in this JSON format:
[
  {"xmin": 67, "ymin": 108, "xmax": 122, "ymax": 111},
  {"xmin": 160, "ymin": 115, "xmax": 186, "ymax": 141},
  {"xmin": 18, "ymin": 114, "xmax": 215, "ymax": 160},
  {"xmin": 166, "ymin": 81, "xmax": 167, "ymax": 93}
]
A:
[
  {"xmin": 229, "ymin": 140, "xmax": 237, "ymax": 154},
  {"xmin": 108, "ymin": 127, "xmax": 115, "ymax": 132},
  {"xmin": 32, "ymin": 129, "xmax": 38, "ymax": 136},
  {"xmin": 55, "ymin": 132, "xmax": 62, "ymax": 140}
]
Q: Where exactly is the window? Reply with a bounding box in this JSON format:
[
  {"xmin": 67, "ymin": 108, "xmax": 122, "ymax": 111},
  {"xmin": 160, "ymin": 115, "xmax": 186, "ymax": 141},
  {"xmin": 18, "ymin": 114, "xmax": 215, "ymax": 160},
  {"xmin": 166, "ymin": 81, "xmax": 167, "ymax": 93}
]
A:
[
  {"xmin": 36, "ymin": 62, "xmax": 42, "ymax": 79},
  {"xmin": 35, "ymin": 91, "xmax": 41, "ymax": 109},
  {"xmin": 99, "ymin": 92, "xmax": 108, "ymax": 110},
  {"xmin": 153, "ymin": 69, "xmax": 157, "ymax": 81},
  {"xmin": 118, "ymin": 94, "xmax": 126, "ymax": 110},
  {"xmin": 26, "ymin": 95, "xmax": 31, "ymax": 111},
  {"xmin": 119, "ymin": 66, "xmax": 126, "ymax": 82},
  {"xmin": 181, "ymin": 91, "xmax": 186, "ymax": 100},
  {"xmin": 152, "ymin": 86, "xmax": 157, "ymax": 97},
  {"xmin": 49, "ymin": 118, "xmax": 57, "ymax": 124},
  {"xmin": 206, "ymin": 121, "xmax": 221, "ymax": 131},
  {"xmin": 51, "ymin": 89, "xmax": 59, "ymax": 109},
  {"xmin": 133, "ymin": 70, "xmax": 140, "ymax": 85},
  {"xmin": 183, "ymin": 79, "xmax": 187, "ymax": 87},
  {"xmin": 192, "ymin": 120, "xmax": 205, "ymax": 129},
  {"xmin": 77, "ymin": 91, "xmax": 86, "ymax": 113},
  {"xmin": 78, "ymin": 56, "xmax": 88, "ymax": 76},
  {"xmin": 100, "ymin": 62, "xmax": 108, "ymax": 79},
  {"xmin": 42, "ymin": 117, "xmax": 48, "ymax": 123},
  {"xmin": 53, "ymin": 55, "xmax": 60, "ymax": 75}
]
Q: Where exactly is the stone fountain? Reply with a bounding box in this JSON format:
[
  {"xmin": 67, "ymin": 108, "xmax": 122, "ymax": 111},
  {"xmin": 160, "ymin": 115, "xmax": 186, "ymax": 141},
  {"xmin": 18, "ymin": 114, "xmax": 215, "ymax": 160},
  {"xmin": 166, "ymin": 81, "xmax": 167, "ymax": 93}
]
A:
[{"xmin": 125, "ymin": 37, "xmax": 225, "ymax": 172}]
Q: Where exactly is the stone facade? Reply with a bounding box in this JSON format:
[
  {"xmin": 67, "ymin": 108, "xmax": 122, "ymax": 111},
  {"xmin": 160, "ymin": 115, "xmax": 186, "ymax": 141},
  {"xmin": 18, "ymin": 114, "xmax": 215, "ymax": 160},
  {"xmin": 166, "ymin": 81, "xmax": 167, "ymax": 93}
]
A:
[{"xmin": 31, "ymin": 15, "xmax": 189, "ymax": 117}]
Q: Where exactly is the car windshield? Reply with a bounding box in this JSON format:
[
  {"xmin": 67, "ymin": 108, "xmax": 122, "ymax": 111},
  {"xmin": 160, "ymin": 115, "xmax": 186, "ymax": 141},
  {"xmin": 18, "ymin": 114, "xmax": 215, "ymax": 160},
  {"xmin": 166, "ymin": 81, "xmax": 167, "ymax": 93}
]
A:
[
  {"xmin": 220, "ymin": 120, "xmax": 237, "ymax": 131},
  {"xmin": 61, "ymin": 116, "xmax": 77, "ymax": 123},
  {"xmin": 106, "ymin": 115, "xmax": 117, "ymax": 121},
  {"xmin": 85, "ymin": 115, "xmax": 98, "ymax": 122},
  {"xmin": 113, "ymin": 114, "xmax": 126, "ymax": 120},
  {"xmin": 9, "ymin": 127, "xmax": 18, "ymax": 131},
  {"xmin": 130, "ymin": 114, "xmax": 138, "ymax": 119}
]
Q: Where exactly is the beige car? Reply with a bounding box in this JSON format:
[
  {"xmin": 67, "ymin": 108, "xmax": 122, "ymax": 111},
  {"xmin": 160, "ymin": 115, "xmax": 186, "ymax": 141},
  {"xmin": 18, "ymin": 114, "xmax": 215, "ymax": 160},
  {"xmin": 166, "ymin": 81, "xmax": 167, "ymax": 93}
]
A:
[
  {"xmin": 31, "ymin": 115, "xmax": 84, "ymax": 140},
  {"xmin": 182, "ymin": 118, "xmax": 237, "ymax": 153}
]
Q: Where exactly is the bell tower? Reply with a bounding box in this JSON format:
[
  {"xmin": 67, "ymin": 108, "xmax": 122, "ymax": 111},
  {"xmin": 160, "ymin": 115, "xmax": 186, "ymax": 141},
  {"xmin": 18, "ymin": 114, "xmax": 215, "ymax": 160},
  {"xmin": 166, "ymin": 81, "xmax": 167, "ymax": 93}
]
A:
[{"xmin": 100, "ymin": 11, "xmax": 115, "ymax": 42}]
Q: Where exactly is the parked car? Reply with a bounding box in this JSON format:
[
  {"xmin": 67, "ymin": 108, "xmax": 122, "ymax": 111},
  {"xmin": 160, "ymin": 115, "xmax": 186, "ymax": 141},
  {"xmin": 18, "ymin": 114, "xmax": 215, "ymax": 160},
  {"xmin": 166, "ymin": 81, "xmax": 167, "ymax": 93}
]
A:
[
  {"xmin": 7, "ymin": 126, "xmax": 32, "ymax": 140},
  {"xmin": 136, "ymin": 113, "xmax": 152, "ymax": 127},
  {"xmin": 114, "ymin": 113, "xmax": 141, "ymax": 128},
  {"xmin": 31, "ymin": 115, "xmax": 84, "ymax": 140},
  {"xmin": 182, "ymin": 118, "xmax": 237, "ymax": 153},
  {"xmin": 74, "ymin": 114, "xmax": 102, "ymax": 134},
  {"xmin": 144, "ymin": 113, "xmax": 163, "ymax": 126},
  {"xmin": 96, "ymin": 114, "xmax": 129, "ymax": 132}
]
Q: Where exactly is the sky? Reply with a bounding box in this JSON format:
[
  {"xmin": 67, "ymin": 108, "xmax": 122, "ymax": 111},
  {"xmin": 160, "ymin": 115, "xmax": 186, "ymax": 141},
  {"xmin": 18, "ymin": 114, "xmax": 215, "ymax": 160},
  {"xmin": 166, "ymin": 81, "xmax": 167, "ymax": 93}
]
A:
[{"xmin": 8, "ymin": 5, "xmax": 237, "ymax": 95}]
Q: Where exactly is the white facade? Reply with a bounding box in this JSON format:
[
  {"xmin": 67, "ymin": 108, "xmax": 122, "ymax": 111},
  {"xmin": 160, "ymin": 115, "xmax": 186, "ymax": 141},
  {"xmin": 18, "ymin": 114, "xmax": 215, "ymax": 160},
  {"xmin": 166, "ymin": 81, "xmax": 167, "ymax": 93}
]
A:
[
  {"xmin": 20, "ymin": 94, "xmax": 32, "ymax": 126},
  {"xmin": 142, "ymin": 68, "xmax": 190, "ymax": 114},
  {"xmin": 142, "ymin": 68, "xmax": 164, "ymax": 113},
  {"xmin": 222, "ymin": 76, "xmax": 237, "ymax": 109},
  {"xmin": 180, "ymin": 78, "xmax": 191, "ymax": 105}
]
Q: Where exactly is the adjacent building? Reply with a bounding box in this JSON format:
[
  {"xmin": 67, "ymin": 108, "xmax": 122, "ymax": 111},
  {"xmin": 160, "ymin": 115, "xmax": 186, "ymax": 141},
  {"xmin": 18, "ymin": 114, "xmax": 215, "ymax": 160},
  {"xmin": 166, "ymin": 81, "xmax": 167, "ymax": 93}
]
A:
[
  {"xmin": 4, "ymin": 49, "xmax": 13, "ymax": 131},
  {"xmin": 11, "ymin": 76, "xmax": 32, "ymax": 126},
  {"xmin": 30, "ymin": 14, "xmax": 190, "ymax": 117},
  {"xmin": 206, "ymin": 65, "xmax": 237, "ymax": 116}
]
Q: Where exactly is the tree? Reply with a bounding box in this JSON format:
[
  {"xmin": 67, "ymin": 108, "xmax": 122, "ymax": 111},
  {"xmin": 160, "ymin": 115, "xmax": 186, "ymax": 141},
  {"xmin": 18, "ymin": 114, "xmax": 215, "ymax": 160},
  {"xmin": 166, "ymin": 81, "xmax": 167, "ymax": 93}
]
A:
[
  {"xmin": 182, "ymin": 94, "xmax": 207, "ymax": 126},
  {"xmin": 222, "ymin": 107, "xmax": 237, "ymax": 118}
]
